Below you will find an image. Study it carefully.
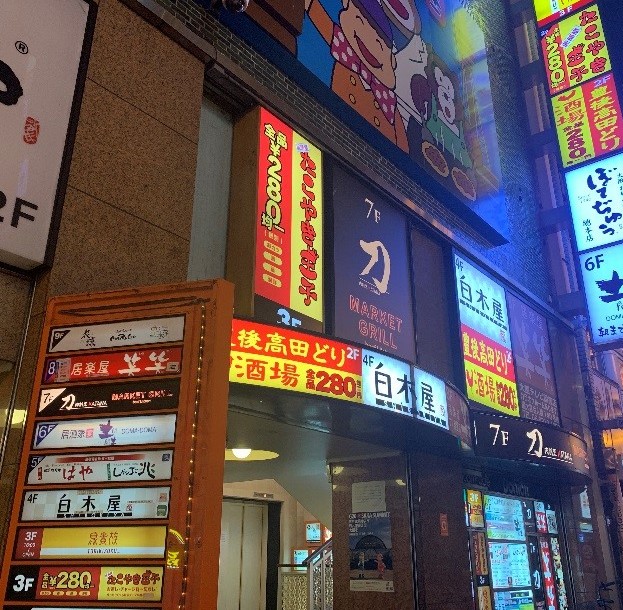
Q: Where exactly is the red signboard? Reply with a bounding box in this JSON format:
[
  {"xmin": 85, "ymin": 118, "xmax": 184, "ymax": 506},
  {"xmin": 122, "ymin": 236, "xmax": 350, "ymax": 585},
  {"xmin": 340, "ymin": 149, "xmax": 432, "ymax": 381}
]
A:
[
  {"xmin": 254, "ymin": 108, "xmax": 323, "ymax": 328},
  {"xmin": 42, "ymin": 348, "xmax": 182, "ymax": 384},
  {"xmin": 539, "ymin": 538, "xmax": 559, "ymax": 610},
  {"xmin": 540, "ymin": 6, "xmax": 611, "ymax": 95},
  {"xmin": 552, "ymin": 73, "xmax": 623, "ymax": 167},
  {"xmin": 230, "ymin": 318, "xmax": 362, "ymax": 402}
]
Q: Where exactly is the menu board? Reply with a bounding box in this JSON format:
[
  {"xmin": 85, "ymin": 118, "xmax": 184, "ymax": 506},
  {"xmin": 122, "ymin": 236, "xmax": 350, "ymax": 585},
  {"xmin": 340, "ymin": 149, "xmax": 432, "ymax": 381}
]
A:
[
  {"xmin": 484, "ymin": 495, "xmax": 526, "ymax": 541},
  {"xmin": 0, "ymin": 282, "xmax": 234, "ymax": 610},
  {"xmin": 489, "ymin": 543, "xmax": 532, "ymax": 588},
  {"xmin": 494, "ymin": 589, "xmax": 535, "ymax": 610}
]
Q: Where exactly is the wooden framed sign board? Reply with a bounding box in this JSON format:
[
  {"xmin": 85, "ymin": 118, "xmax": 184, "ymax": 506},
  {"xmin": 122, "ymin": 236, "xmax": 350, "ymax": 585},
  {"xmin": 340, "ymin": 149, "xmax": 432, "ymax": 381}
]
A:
[{"xmin": 0, "ymin": 280, "xmax": 234, "ymax": 610}]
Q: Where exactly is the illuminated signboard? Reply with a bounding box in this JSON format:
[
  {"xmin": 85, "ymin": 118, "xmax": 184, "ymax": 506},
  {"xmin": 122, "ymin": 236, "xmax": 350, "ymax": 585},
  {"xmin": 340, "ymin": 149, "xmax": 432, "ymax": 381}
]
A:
[
  {"xmin": 14, "ymin": 526, "xmax": 167, "ymax": 559},
  {"xmin": 413, "ymin": 368, "xmax": 448, "ymax": 429},
  {"xmin": 26, "ymin": 450, "xmax": 173, "ymax": 485},
  {"xmin": 33, "ymin": 414, "xmax": 177, "ymax": 450},
  {"xmin": 254, "ymin": 108, "xmax": 323, "ymax": 330},
  {"xmin": 37, "ymin": 377, "xmax": 181, "ymax": 416},
  {"xmin": 552, "ymin": 74, "xmax": 623, "ymax": 168},
  {"xmin": 42, "ymin": 347, "xmax": 182, "ymax": 384},
  {"xmin": 507, "ymin": 294, "xmax": 559, "ymax": 425},
  {"xmin": 20, "ymin": 487, "xmax": 170, "ymax": 521},
  {"xmin": 454, "ymin": 252, "xmax": 518, "ymax": 416},
  {"xmin": 533, "ymin": 0, "xmax": 593, "ymax": 27},
  {"xmin": 540, "ymin": 6, "xmax": 611, "ymax": 95},
  {"xmin": 332, "ymin": 164, "xmax": 415, "ymax": 362},
  {"xmin": 550, "ymin": 537, "xmax": 569, "ymax": 610},
  {"xmin": 1, "ymin": 283, "xmax": 234, "ymax": 610},
  {"xmin": 48, "ymin": 316, "xmax": 185, "ymax": 353},
  {"xmin": 539, "ymin": 539, "xmax": 559, "ymax": 610},
  {"xmin": 5, "ymin": 565, "xmax": 163, "ymax": 602},
  {"xmin": 361, "ymin": 349, "xmax": 413, "ymax": 416},
  {"xmin": 230, "ymin": 318, "xmax": 362, "ymax": 402},
  {"xmin": 0, "ymin": 0, "xmax": 93, "ymax": 270},
  {"xmin": 484, "ymin": 495, "xmax": 526, "ymax": 541},
  {"xmin": 565, "ymin": 153, "xmax": 623, "ymax": 251},
  {"xmin": 579, "ymin": 242, "xmax": 623, "ymax": 347},
  {"xmin": 489, "ymin": 543, "xmax": 531, "ymax": 588},
  {"xmin": 230, "ymin": 318, "xmax": 471, "ymax": 439}
]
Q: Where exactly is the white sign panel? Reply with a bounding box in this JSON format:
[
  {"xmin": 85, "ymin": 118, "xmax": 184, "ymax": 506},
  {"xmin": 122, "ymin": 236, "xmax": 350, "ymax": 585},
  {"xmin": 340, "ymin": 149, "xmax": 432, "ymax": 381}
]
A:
[
  {"xmin": 21, "ymin": 486, "xmax": 170, "ymax": 521},
  {"xmin": 33, "ymin": 414, "xmax": 177, "ymax": 450},
  {"xmin": 454, "ymin": 253, "xmax": 511, "ymax": 348},
  {"xmin": 413, "ymin": 367, "xmax": 448, "ymax": 430},
  {"xmin": 48, "ymin": 315, "xmax": 185, "ymax": 353},
  {"xmin": 579, "ymin": 242, "xmax": 623, "ymax": 347},
  {"xmin": 0, "ymin": 0, "xmax": 91, "ymax": 269},
  {"xmin": 566, "ymin": 154, "xmax": 623, "ymax": 251},
  {"xmin": 361, "ymin": 349, "xmax": 413, "ymax": 415},
  {"xmin": 26, "ymin": 450, "xmax": 173, "ymax": 485}
]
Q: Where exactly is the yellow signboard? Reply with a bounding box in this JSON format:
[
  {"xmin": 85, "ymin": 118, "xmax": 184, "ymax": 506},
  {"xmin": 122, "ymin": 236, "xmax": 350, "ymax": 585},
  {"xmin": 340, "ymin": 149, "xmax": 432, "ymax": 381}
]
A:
[{"xmin": 15, "ymin": 526, "xmax": 167, "ymax": 560}]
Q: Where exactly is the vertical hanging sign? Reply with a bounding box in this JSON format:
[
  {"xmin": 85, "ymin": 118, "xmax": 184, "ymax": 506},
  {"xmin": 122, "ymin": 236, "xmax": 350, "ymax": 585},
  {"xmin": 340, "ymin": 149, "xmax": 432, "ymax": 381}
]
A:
[
  {"xmin": 454, "ymin": 252, "xmax": 519, "ymax": 416},
  {"xmin": 254, "ymin": 107, "xmax": 323, "ymax": 331},
  {"xmin": 0, "ymin": 281, "xmax": 234, "ymax": 610}
]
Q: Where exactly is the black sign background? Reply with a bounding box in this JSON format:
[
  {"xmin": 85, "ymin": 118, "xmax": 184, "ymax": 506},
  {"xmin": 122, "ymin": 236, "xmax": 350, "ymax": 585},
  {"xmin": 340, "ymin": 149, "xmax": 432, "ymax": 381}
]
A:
[
  {"xmin": 37, "ymin": 377, "xmax": 180, "ymax": 417},
  {"xmin": 472, "ymin": 411, "xmax": 589, "ymax": 475},
  {"xmin": 332, "ymin": 164, "xmax": 416, "ymax": 362}
]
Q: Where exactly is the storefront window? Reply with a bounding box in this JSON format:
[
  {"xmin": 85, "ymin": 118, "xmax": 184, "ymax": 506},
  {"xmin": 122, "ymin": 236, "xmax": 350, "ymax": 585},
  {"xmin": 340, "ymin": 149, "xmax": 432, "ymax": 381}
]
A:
[{"xmin": 466, "ymin": 489, "xmax": 571, "ymax": 610}]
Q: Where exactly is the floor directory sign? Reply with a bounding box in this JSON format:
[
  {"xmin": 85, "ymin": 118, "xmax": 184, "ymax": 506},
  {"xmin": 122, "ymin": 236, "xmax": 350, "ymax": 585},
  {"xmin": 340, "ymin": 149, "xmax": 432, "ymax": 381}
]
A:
[{"xmin": 0, "ymin": 281, "xmax": 234, "ymax": 610}]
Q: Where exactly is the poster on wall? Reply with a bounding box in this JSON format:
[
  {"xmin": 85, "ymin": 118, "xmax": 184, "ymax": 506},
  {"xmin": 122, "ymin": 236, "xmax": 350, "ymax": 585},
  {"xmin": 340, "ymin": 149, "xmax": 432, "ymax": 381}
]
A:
[
  {"xmin": 493, "ymin": 589, "xmax": 535, "ymax": 610},
  {"xmin": 349, "ymin": 512, "xmax": 394, "ymax": 592},
  {"xmin": 550, "ymin": 538, "xmax": 569, "ymax": 610},
  {"xmin": 579, "ymin": 242, "xmax": 623, "ymax": 349},
  {"xmin": 565, "ymin": 149, "xmax": 623, "ymax": 253},
  {"xmin": 254, "ymin": 107, "xmax": 323, "ymax": 331},
  {"xmin": 484, "ymin": 495, "xmax": 526, "ymax": 541},
  {"xmin": 0, "ymin": 0, "xmax": 94, "ymax": 270},
  {"xmin": 332, "ymin": 164, "xmax": 415, "ymax": 362},
  {"xmin": 539, "ymin": 538, "xmax": 559, "ymax": 610},
  {"xmin": 221, "ymin": 0, "xmax": 509, "ymax": 242},
  {"xmin": 507, "ymin": 295, "xmax": 559, "ymax": 425},
  {"xmin": 552, "ymin": 74, "xmax": 623, "ymax": 168},
  {"xmin": 454, "ymin": 252, "xmax": 518, "ymax": 415},
  {"xmin": 489, "ymin": 542, "xmax": 532, "ymax": 588},
  {"xmin": 539, "ymin": 6, "xmax": 611, "ymax": 95}
]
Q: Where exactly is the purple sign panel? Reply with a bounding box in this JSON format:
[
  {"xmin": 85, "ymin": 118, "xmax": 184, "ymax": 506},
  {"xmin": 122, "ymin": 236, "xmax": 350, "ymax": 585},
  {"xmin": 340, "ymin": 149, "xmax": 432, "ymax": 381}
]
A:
[
  {"xmin": 507, "ymin": 294, "xmax": 560, "ymax": 426},
  {"xmin": 332, "ymin": 165, "xmax": 415, "ymax": 362},
  {"xmin": 37, "ymin": 377, "xmax": 180, "ymax": 417}
]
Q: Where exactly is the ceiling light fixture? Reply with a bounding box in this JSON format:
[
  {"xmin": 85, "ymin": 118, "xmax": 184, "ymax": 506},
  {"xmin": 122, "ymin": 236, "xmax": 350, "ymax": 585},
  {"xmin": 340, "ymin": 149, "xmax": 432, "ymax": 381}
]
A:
[{"xmin": 231, "ymin": 447, "xmax": 252, "ymax": 459}]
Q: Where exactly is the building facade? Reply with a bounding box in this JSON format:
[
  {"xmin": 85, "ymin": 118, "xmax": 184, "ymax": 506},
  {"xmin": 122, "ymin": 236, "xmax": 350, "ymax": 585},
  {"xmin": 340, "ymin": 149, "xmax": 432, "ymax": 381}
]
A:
[{"xmin": 1, "ymin": 0, "xmax": 622, "ymax": 608}]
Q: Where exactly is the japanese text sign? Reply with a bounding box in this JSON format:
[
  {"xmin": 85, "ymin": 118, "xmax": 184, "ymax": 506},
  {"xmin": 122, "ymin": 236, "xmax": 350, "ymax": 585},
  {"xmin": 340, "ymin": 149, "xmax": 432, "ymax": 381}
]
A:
[
  {"xmin": 565, "ymin": 153, "xmax": 623, "ymax": 251},
  {"xmin": 579, "ymin": 242, "xmax": 623, "ymax": 347},
  {"xmin": 42, "ymin": 347, "xmax": 182, "ymax": 384},
  {"xmin": 540, "ymin": 6, "xmax": 611, "ymax": 95},
  {"xmin": 0, "ymin": 0, "xmax": 92, "ymax": 269},
  {"xmin": 230, "ymin": 318, "xmax": 470, "ymax": 438},
  {"xmin": 26, "ymin": 450, "xmax": 174, "ymax": 485},
  {"xmin": 255, "ymin": 108, "xmax": 323, "ymax": 329},
  {"xmin": 332, "ymin": 164, "xmax": 415, "ymax": 362},
  {"xmin": 48, "ymin": 316, "xmax": 185, "ymax": 353},
  {"xmin": 20, "ymin": 486, "xmax": 170, "ymax": 521},
  {"xmin": 14, "ymin": 525, "xmax": 167, "ymax": 560},
  {"xmin": 552, "ymin": 74, "xmax": 623, "ymax": 168},
  {"xmin": 533, "ymin": 0, "xmax": 593, "ymax": 27},
  {"xmin": 454, "ymin": 253, "xmax": 518, "ymax": 416},
  {"xmin": 5, "ymin": 565, "xmax": 163, "ymax": 602},
  {"xmin": 230, "ymin": 318, "xmax": 362, "ymax": 402}
]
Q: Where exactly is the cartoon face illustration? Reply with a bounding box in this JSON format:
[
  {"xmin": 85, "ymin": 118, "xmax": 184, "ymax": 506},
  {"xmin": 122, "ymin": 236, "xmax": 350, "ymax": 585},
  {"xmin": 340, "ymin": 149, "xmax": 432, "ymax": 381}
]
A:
[
  {"xmin": 339, "ymin": 0, "xmax": 396, "ymax": 88},
  {"xmin": 380, "ymin": 0, "xmax": 420, "ymax": 51},
  {"xmin": 434, "ymin": 65, "xmax": 458, "ymax": 134},
  {"xmin": 394, "ymin": 32, "xmax": 429, "ymax": 127}
]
